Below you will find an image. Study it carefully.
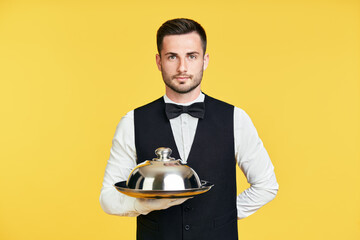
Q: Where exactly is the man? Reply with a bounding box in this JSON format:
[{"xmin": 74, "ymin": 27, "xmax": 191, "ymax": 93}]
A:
[{"xmin": 100, "ymin": 18, "xmax": 279, "ymax": 240}]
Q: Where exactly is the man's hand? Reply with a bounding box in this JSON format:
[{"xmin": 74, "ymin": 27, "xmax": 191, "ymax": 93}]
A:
[{"xmin": 134, "ymin": 198, "xmax": 191, "ymax": 215}]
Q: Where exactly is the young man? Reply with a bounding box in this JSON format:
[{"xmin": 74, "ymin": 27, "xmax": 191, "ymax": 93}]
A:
[{"xmin": 100, "ymin": 18, "xmax": 279, "ymax": 240}]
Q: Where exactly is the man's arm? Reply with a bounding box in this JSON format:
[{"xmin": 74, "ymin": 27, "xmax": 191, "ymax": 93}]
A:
[
  {"xmin": 99, "ymin": 111, "xmax": 190, "ymax": 216},
  {"xmin": 99, "ymin": 110, "xmax": 140, "ymax": 216},
  {"xmin": 234, "ymin": 108, "xmax": 279, "ymax": 219}
]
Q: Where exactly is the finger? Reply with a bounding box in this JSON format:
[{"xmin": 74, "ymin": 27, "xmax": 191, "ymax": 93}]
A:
[{"xmin": 167, "ymin": 198, "xmax": 189, "ymax": 207}]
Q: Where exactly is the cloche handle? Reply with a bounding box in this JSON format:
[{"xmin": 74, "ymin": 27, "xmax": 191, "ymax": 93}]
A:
[{"xmin": 154, "ymin": 147, "xmax": 175, "ymax": 161}]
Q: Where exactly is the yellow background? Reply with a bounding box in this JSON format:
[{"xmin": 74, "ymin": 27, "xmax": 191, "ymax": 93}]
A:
[{"xmin": 1, "ymin": 0, "xmax": 359, "ymax": 239}]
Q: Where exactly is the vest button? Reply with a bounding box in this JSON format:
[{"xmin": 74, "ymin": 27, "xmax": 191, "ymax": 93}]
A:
[
  {"xmin": 184, "ymin": 206, "xmax": 191, "ymax": 212},
  {"xmin": 184, "ymin": 225, "xmax": 190, "ymax": 231}
]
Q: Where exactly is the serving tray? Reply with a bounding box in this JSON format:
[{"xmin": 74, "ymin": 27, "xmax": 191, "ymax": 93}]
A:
[{"xmin": 114, "ymin": 180, "xmax": 214, "ymax": 199}]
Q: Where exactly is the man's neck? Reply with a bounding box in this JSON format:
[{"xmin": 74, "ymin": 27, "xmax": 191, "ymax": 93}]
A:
[{"xmin": 165, "ymin": 87, "xmax": 201, "ymax": 104}]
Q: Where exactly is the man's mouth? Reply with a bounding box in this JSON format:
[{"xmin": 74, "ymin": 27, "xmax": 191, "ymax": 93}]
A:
[{"xmin": 174, "ymin": 75, "xmax": 191, "ymax": 80}]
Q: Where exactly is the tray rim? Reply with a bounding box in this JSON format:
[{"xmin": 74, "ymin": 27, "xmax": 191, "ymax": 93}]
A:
[{"xmin": 113, "ymin": 180, "xmax": 214, "ymax": 198}]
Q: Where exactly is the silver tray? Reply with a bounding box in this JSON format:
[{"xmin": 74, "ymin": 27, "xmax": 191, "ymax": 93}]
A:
[{"xmin": 114, "ymin": 180, "xmax": 214, "ymax": 199}]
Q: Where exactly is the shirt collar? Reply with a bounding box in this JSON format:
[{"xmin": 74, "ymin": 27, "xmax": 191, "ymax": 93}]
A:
[{"xmin": 163, "ymin": 92, "xmax": 205, "ymax": 106}]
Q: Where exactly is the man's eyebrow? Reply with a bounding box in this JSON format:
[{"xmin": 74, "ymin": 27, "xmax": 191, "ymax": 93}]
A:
[
  {"xmin": 186, "ymin": 51, "xmax": 200, "ymax": 55},
  {"xmin": 164, "ymin": 51, "xmax": 200, "ymax": 55},
  {"xmin": 164, "ymin": 52, "xmax": 178, "ymax": 55}
]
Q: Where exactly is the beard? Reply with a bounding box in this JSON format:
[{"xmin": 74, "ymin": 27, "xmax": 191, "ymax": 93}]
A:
[{"xmin": 161, "ymin": 66, "xmax": 204, "ymax": 94}]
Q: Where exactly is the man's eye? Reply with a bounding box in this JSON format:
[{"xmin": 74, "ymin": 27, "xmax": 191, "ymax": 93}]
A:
[
  {"xmin": 188, "ymin": 55, "xmax": 196, "ymax": 60},
  {"xmin": 168, "ymin": 55, "xmax": 176, "ymax": 60}
]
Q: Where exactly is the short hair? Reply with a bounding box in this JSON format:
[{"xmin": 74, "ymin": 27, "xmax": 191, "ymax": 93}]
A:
[{"xmin": 156, "ymin": 18, "xmax": 207, "ymax": 55}]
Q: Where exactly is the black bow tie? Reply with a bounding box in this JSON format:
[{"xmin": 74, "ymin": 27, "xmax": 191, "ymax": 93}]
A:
[{"xmin": 165, "ymin": 102, "xmax": 205, "ymax": 119}]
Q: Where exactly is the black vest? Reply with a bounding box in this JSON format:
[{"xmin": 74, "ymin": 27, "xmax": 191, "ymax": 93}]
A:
[{"xmin": 134, "ymin": 95, "xmax": 238, "ymax": 240}]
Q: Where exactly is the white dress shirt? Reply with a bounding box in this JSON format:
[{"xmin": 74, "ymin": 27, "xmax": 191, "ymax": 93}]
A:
[{"xmin": 100, "ymin": 92, "xmax": 279, "ymax": 219}]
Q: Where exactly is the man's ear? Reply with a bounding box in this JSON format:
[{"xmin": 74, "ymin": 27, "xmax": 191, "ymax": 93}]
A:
[
  {"xmin": 156, "ymin": 54, "xmax": 162, "ymax": 71},
  {"xmin": 203, "ymin": 53, "xmax": 209, "ymax": 71}
]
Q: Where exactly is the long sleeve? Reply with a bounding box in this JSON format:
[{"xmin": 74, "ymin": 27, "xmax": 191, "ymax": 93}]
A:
[
  {"xmin": 234, "ymin": 107, "xmax": 279, "ymax": 219},
  {"xmin": 99, "ymin": 110, "xmax": 140, "ymax": 217}
]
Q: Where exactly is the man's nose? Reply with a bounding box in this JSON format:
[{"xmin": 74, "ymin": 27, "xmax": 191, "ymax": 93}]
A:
[{"xmin": 177, "ymin": 58, "xmax": 187, "ymax": 72}]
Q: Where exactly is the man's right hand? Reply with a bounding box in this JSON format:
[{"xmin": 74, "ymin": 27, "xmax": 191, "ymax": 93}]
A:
[{"xmin": 134, "ymin": 198, "xmax": 191, "ymax": 215}]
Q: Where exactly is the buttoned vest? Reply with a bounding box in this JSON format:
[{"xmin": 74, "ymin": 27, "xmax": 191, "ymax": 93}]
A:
[{"xmin": 134, "ymin": 94, "xmax": 238, "ymax": 240}]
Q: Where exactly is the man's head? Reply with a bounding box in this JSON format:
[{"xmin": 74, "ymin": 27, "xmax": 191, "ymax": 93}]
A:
[
  {"xmin": 157, "ymin": 18, "xmax": 207, "ymax": 55},
  {"xmin": 156, "ymin": 18, "xmax": 209, "ymax": 99}
]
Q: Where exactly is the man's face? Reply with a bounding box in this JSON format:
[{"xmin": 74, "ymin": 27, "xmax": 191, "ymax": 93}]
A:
[{"xmin": 156, "ymin": 32, "xmax": 209, "ymax": 94}]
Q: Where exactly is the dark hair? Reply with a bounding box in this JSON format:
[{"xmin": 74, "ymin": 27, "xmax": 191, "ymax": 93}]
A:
[{"xmin": 157, "ymin": 18, "xmax": 207, "ymax": 55}]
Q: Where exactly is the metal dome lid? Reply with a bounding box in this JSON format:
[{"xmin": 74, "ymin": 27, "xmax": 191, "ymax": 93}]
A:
[{"xmin": 126, "ymin": 147, "xmax": 202, "ymax": 191}]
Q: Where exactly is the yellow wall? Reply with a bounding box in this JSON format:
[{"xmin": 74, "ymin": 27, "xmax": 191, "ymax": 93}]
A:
[{"xmin": 1, "ymin": 0, "xmax": 359, "ymax": 239}]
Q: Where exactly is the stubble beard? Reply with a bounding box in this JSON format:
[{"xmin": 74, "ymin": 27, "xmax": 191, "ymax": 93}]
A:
[{"xmin": 162, "ymin": 67, "xmax": 204, "ymax": 94}]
